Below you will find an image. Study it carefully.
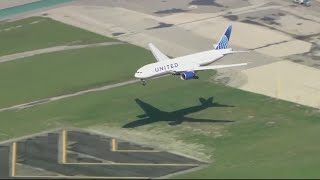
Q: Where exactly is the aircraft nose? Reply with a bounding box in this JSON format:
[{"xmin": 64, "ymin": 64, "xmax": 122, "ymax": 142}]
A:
[{"xmin": 135, "ymin": 72, "xmax": 141, "ymax": 78}]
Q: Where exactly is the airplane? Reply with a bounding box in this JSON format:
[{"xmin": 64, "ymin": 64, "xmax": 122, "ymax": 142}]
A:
[
  {"xmin": 122, "ymin": 97, "xmax": 235, "ymax": 128},
  {"xmin": 134, "ymin": 24, "xmax": 249, "ymax": 85}
]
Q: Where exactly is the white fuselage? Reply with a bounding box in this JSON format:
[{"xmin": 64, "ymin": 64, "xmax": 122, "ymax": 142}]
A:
[{"xmin": 134, "ymin": 49, "xmax": 229, "ymax": 79}]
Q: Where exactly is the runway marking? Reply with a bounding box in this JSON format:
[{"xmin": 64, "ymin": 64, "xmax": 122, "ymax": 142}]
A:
[
  {"xmin": 111, "ymin": 138, "xmax": 117, "ymax": 152},
  {"xmin": 11, "ymin": 142, "xmax": 17, "ymax": 177}
]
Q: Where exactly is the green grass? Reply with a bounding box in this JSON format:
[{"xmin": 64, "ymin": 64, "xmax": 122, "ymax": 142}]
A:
[
  {"xmin": 0, "ymin": 72, "xmax": 319, "ymax": 178},
  {"xmin": 0, "ymin": 17, "xmax": 113, "ymax": 56},
  {"xmin": 0, "ymin": 44, "xmax": 153, "ymax": 108}
]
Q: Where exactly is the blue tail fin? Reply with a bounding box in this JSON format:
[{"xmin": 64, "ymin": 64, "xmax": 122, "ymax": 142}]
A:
[{"xmin": 215, "ymin": 25, "xmax": 232, "ymax": 50}]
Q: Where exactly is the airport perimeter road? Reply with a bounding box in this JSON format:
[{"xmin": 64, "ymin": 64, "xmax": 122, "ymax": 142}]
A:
[
  {"xmin": 0, "ymin": 79, "xmax": 142, "ymax": 112},
  {"xmin": 0, "ymin": 42, "xmax": 124, "ymax": 63}
]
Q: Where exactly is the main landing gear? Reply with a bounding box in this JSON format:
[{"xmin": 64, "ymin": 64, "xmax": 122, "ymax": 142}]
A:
[{"xmin": 141, "ymin": 79, "xmax": 146, "ymax": 86}]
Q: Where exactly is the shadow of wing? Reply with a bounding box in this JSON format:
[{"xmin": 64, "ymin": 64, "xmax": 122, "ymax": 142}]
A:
[
  {"xmin": 135, "ymin": 99, "xmax": 162, "ymax": 116},
  {"xmin": 168, "ymin": 117, "xmax": 234, "ymax": 126},
  {"xmin": 122, "ymin": 118, "xmax": 158, "ymax": 128},
  {"xmin": 212, "ymin": 103, "xmax": 235, "ymax": 108},
  {"xmin": 183, "ymin": 117, "xmax": 235, "ymax": 123}
]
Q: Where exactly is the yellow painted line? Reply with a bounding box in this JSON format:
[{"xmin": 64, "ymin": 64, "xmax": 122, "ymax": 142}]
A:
[
  {"xmin": 11, "ymin": 142, "xmax": 17, "ymax": 177},
  {"xmin": 62, "ymin": 129, "xmax": 67, "ymax": 164},
  {"xmin": 13, "ymin": 176, "xmax": 149, "ymax": 179},
  {"xmin": 111, "ymin": 138, "xmax": 117, "ymax": 151},
  {"xmin": 65, "ymin": 162, "xmax": 198, "ymax": 166}
]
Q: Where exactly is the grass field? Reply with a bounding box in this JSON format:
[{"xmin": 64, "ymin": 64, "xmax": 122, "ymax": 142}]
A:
[
  {"xmin": 0, "ymin": 44, "xmax": 153, "ymax": 108},
  {"xmin": 0, "ymin": 72, "xmax": 319, "ymax": 178},
  {"xmin": 0, "ymin": 17, "xmax": 113, "ymax": 56}
]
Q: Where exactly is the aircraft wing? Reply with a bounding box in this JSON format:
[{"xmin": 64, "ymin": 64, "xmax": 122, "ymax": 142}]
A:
[
  {"xmin": 171, "ymin": 63, "xmax": 247, "ymax": 73},
  {"xmin": 134, "ymin": 99, "xmax": 162, "ymax": 116},
  {"xmin": 192, "ymin": 63, "xmax": 247, "ymax": 71},
  {"xmin": 148, "ymin": 43, "xmax": 170, "ymax": 62},
  {"xmin": 168, "ymin": 117, "xmax": 234, "ymax": 126},
  {"xmin": 122, "ymin": 118, "xmax": 156, "ymax": 128}
]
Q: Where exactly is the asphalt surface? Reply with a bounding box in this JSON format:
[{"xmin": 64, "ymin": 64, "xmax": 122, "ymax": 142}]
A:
[
  {"xmin": 74, "ymin": 0, "xmax": 250, "ymax": 17},
  {"xmin": 0, "ymin": 146, "xmax": 10, "ymax": 179},
  {"xmin": 0, "ymin": 129, "xmax": 203, "ymax": 178},
  {"xmin": 117, "ymin": 141, "xmax": 154, "ymax": 151},
  {"xmin": 286, "ymin": 34, "xmax": 320, "ymax": 69}
]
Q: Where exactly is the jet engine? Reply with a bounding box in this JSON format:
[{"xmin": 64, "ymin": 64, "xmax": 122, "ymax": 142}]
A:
[{"xmin": 180, "ymin": 71, "xmax": 196, "ymax": 80}]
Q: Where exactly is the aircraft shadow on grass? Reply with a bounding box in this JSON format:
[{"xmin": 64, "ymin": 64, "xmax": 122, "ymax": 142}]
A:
[{"xmin": 122, "ymin": 97, "xmax": 235, "ymax": 128}]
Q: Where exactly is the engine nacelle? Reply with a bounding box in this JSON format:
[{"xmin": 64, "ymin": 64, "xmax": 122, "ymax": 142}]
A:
[{"xmin": 180, "ymin": 71, "xmax": 196, "ymax": 80}]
